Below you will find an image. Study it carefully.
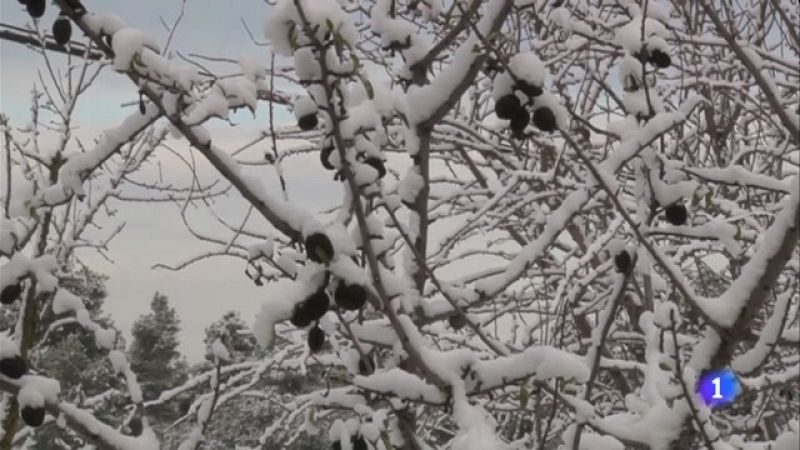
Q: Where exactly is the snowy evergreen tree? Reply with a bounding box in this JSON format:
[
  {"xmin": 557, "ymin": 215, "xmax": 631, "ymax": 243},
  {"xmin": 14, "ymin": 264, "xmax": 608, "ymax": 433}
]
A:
[
  {"xmin": 128, "ymin": 293, "xmax": 188, "ymax": 421},
  {"xmin": 202, "ymin": 311, "xmax": 258, "ymax": 363}
]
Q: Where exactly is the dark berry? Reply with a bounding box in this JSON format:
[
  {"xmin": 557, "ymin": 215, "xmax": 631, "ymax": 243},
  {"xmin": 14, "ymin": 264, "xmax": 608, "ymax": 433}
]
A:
[
  {"xmin": 126, "ymin": 416, "xmax": 143, "ymax": 436},
  {"xmin": 334, "ymin": 282, "xmax": 367, "ymax": 311},
  {"xmin": 307, "ymin": 326, "xmax": 325, "ymax": 353},
  {"xmin": 532, "ymin": 106, "xmax": 557, "ymax": 132},
  {"xmin": 649, "ymin": 49, "xmax": 671, "ymax": 68},
  {"xmin": 53, "ymin": 15, "xmax": 72, "ymax": 47},
  {"xmin": 290, "ymin": 306, "xmax": 314, "ymax": 328},
  {"xmin": 352, "ymin": 436, "xmax": 368, "ymax": 450},
  {"xmin": 515, "ymin": 81, "xmax": 543, "ymax": 98},
  {"xmin": 138, "ymin": 92, "xmax": 146, "ymax": 115},
  {"xmin": 448, "ymin": 314, "xmax": 467, "ymax": 330},
  {"xmin": 27, "ymin": 0, "xmax": 45, "ymax": 19},
  {"xmin": 305, "ymin": 233, "xmax": 334, "ymax": 264},
  {"xmin": 179, "ymin": 398, "xmax": 191, "ymax": 415},
  {"xmin": 364, "ymin": 157, "xmax": 386, "ymax": 179},
  {"xmin": 320, "ymin": 146, "xmax": 335, "ymax": 170},
  {"xmin": 358, "ymin": 357, "xmax": 374, "ymax": 376},
  {"xmin": 614, "ymin": 250, "xmax": 632, "ymax": 274},
  {"xmin": 304, "ymin": 290, "xmax": 330, "ymax": 322},
  {"xmin": 1, "ymin": 283, "xmax": 23, "ymax": 305},
  {"xmin": 495, "ymin": 94, "xmax": 521, "ymax": 120},
  {"xmin": 510, "ymin": 109, "xmax": 530, "ymax": 140},
  {"xmin": 21, "ymin": 406, "xmax": 45, "ymax": 427},
  {"xmin": 298, "ymin": 113, "xmax": 318, "ymax": 131},
  {"xmin": 664, "ymin": 202, "xmax": 688, "ymax": 226},
  {"xmin": 0, "ymin": 355, "xmax": 27, "ymax": 379}
]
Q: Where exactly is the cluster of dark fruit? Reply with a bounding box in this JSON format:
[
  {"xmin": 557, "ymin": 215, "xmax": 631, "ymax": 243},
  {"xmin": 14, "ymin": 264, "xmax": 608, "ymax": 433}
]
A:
[
  {"xmin": 1, "ymin": 279, "xmax": 29, "ymax": 380},
  {"xmin": 495, "ymin": 81, "xmax": 556, "ymax": 139},
  {"xmin": 320, "ymin": 141, "xmax": 387, "ymax": 184},
  {"xmin": 291, "ymin": 233, "xmax": 368, "ymax": 352},
  {"xmin": 332, "ymin": 435, "xmax": 368, "ymax": 450},
  {"xmin": 18, "ymin": 1, "xmax": 85, "ymax": 40},
  {"xmin": 635, "ymin": 47, "xmax": 671, "ymax": 70}
]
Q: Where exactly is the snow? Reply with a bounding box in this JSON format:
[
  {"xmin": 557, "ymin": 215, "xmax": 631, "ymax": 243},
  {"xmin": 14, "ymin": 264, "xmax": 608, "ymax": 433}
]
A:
[
  {"xmin": 695, "ymin": 176, "xmax": 799, "ymax": 327},
  {"xmin": 109, "ymin": 350, "xmax": 130, "ymax": 374},
  {"xmin": 111, "ymin": 28, "xmax": 161, "ymax": 72},
  {"xmin": 732, "ymin": 290, "xmax": 793, "ymax": 373},
  {"xmin": 355, "ymin": 369, "xmax": 445, "ymax": 403},
  {"xmin": 238, "ymin": 54, "xmax": 266, "ymax": 82},
  {"xmin": 93, "ymin": 328, "xmax": 117, "ymax": 351},
  {"xmin": 18, "ymin": 383, "xmax": 45, "ymax": 409},
  {"xmin": 615, "ymin": 17, "xmax": 668, "ymax": 54},
  {"xmin": 471, "ymin": 346, "xmax": 590, "ymax": 386},
  {"xmin": 0, "ymin": 334, "xmax": 20, "ymax": 359},
  {"xmin": 211, "ymin": 339, "xmax": 231, "ymax": 362},
  {"xmin": 293, "ymin": 95, "xmax": 318, "ymax": 119},
  {"xmin": 19, "ymin": 375, "xmax": 60, "ymax": 403},
  {"xmin": 0, "ymin": 253, "xmax": 59, "ymax": 294},
  {"xmin": 264, "ymin": 0, "xmax": 358, "ymax": 56},
  {"xmin": 83, "ymin": 13, "xmax": 126, "ymax": 36},
  {"xmin": 52, "ymin": 289, "xmax": 84, "ymax": 315}
]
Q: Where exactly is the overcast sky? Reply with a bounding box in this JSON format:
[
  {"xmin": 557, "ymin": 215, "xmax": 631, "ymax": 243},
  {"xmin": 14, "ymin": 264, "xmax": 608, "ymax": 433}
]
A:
[{"xmin": 0, "ymin": 0, "xmax": 347, "ymax": 362}]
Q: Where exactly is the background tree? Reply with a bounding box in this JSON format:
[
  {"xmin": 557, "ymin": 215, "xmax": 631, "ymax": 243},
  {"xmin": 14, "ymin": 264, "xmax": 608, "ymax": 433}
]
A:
[
  {"xmin": 128, "ymin": 292, "xmax": 188, "ymax": 421},
  {"xmin": 202, "ymin": 311, "xmax": 258, "ymax": 363}
]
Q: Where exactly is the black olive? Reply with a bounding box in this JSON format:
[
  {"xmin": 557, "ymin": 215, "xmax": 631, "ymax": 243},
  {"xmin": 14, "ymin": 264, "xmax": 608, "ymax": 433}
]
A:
[
  {"xmin": 307, "ymin": 325, "xmax": 325, "ymax": 353},
  {"xmin": 649, "ymin": 49, "xmax": 671, "ymax": 69},
  {"xmin": 352, "ymin": 435, "xmax": 368, "ymax": 450},
  {"xmin": 334, "ymin": 282, "xmax": 367, "ymax": 311},
  {"xmin": 664, "ymin": 202, "xmax": 688, "ymax": 226},
  {"xmin": 532, "ymin": 106, "xmax": 557, "ymax": 132},
  {"xmin": 179, "ymin": 398, "xmax": 191, "ymax": 415},
  {"xmin": 138, "ymin": 92, "xmax": 146, "ymax": 115},
  {"xmin": 127, "ymin": 416, "xmax": 143, "ymax": 436},
  {"xmin": 304, "ymin": 290, "xmax": 330, "ymax": 322},
  {"xmin": 510, "ymin": 109, "xmax": 530, "ymax": 140},
  {"xmin": 614, "ymin": 250, "xmax": 632, "ymax": 274},
  {"xmin": 27, "ymin": 0, "xmax": 45, "ymax": 19},
  {"xmin": 21, "ymin": 405, "xmax": 45, "ymax": 427},
  {"xmin": 305, "ymin": 233, "xmax": 334, "ymax": 264},
  {"xmin": 364, "ymin": 157, "xmax": 387, "ymax": 179},
  {"xmin": 494, "ymin": 94, "xmax": 521, "ymax": 120},
  {"xmin": 53, "ymin": 15, "xmax": 72, "ymax": 47},
  {"xmin": 448, "ymin": 314, "xmax": 467, "ymax": 330},
  {"xmin": 290, "ymin": 303, "xmax": 314, "ymax": 328},
  {"xmin": 358, "ymin": 356, "xmax": 374, "ymax": 376},
  {"xmin": 298, "ymin": 113, "xmax": 318, "ymax": 131},
  {"xmin": 320, "ymin": 145, "xmax": 336, "ymax": 170},
  {"xmin": 1, "ymin": 283, "xmax": 23, "ymax": 305},
  {"xmin": 514, "ymin": 81, "xmax": 543, "ymax": 99},
  {"xmin": 0, "ymin": 355, "xmax": 27, "ymax": 379}
]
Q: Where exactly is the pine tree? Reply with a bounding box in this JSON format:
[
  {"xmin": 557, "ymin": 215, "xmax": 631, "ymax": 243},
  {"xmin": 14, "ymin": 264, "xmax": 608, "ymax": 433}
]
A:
[
  {"xmin": 27, "ymin": 268, "xmax": 122, "ymax": 449},
  {"xmin": 202, "ymin": 311, "xmax": 257, "ymax": 362},
  {"xmin": 128, "ymin": 293, "xmax": 188, "ymax": 413}
]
